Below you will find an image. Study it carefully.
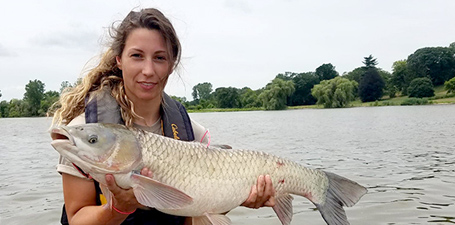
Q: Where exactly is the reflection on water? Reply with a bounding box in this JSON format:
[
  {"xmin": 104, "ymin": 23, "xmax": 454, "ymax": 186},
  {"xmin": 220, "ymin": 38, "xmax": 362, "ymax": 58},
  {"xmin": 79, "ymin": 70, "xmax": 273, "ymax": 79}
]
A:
[{"xmin": 1, "ymin": 105, "xmax": 454, "ymax": 225}]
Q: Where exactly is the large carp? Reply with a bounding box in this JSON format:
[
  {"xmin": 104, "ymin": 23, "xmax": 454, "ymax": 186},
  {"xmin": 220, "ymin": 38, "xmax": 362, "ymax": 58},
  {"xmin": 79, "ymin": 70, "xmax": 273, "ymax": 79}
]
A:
[{"xmin": 50, "ymin": 123, "xmax": 367, "ymax": 225}]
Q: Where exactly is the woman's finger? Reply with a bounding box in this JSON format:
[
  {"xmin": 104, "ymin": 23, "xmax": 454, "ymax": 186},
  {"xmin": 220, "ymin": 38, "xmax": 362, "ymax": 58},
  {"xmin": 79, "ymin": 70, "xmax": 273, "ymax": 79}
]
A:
[
  {"xmin": 254, "ymin": 174, "xmax": 276, "ymax": 208},
  {"xmin": 264, "ymin": 196, "xmax": 276, "ymax": 207},
  {"xmin": 105, "ymin": 174, "xmax": 122, "ymax": 196},
  {"xmin": 140, "ymin": 168, "xmax": 153, "ymax": 178},
  {"xmin": 256, "ymin": 175, "xmax": 265, "ymax": 199},
  {"xmin": 105, "ymin": 174, "xmax": 141, "ymax": 212},
  {"xmin": 263, "ymin": 175, "xmax": 276, "ymax": 207},
  {"xmin": 241, "ymin": 184, "xmax": 257, "ymax": 207},
  {"xmin": 264, "ymin": 175, "xmax": 274, "ymax": 197}
]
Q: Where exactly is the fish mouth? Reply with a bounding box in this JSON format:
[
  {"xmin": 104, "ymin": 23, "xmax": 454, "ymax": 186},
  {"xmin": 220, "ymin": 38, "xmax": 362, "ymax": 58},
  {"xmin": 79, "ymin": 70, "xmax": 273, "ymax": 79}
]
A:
[{"xmin": 50, "ymin": 126, "xmax": 75, "ymax": 147}]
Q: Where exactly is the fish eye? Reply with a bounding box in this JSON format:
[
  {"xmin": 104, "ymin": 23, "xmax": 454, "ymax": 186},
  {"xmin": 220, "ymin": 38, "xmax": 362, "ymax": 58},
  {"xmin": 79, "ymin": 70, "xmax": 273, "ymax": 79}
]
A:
[{"xmin": 88, "ymin": 135, "xmax": 98, "ymax": 144}]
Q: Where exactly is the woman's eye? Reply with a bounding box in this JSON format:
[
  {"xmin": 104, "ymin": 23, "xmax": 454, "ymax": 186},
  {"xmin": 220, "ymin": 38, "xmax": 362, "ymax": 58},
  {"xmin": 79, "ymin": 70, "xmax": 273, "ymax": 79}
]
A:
[
  {"xmin": 156, "ymin": 56, "xmax": 167, "ymax": 61},
  {"xmin": 131, "ymin": 53, "xmax": 142, "ymax": 58},
  {"xmin": 88, "ymin": 135, "xmax": 98, "ymax": 144}
]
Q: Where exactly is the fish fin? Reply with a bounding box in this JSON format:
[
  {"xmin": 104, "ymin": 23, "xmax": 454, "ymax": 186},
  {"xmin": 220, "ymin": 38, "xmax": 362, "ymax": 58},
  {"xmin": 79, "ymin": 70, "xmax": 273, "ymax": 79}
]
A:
[
  {"xmin": 99, "ymin": 183, "xmax": 113, "ymax": 209},
  {"xmin": 272, "ymin": 194, "xmax": 294, "ymax": 225},
  {"xmin": 211, "ymin": 144, "xmax": 232, "ymax": 149},
  {"xmin": 192, "ymin": 216, "xmax": 212, "ymax": 225},
  {"xmin": 192, "ymin": 213, "xmax": 231, "ymax": 225},
  {"xmin": 205, "ymin": 213, "xmax": 231, "ymax": 225},
  {"xmin": 131, "ymin": 173, "xmax": 193, "ymax": 209},
  {"xmin": 315, "ymin": 171, "xmax": 368, "ymax": 225}
]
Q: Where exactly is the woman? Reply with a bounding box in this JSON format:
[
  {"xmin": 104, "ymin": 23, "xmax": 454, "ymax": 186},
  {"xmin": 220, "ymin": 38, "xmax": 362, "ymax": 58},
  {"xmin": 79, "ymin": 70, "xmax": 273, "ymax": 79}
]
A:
[{"xmin": 52, "ymin": 8, "xmax": 275, "ymax": 225}]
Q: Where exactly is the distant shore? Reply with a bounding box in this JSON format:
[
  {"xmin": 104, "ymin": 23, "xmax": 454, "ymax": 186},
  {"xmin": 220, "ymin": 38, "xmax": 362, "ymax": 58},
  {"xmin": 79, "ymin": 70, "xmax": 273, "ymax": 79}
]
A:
[
  {"xmin": 188, "ymin": 95, "xmax": 455, "ymax": 113},
  {"xmin": 188, "ymin": 85, "xmax": 455, "ymax": 113}
]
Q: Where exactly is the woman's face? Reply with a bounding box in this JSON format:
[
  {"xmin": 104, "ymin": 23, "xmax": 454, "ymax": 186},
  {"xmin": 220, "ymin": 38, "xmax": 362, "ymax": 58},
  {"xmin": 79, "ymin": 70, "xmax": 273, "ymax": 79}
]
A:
[{"xmin": 116, "ymin": 28, "xmax": 171, "ymax": 105}]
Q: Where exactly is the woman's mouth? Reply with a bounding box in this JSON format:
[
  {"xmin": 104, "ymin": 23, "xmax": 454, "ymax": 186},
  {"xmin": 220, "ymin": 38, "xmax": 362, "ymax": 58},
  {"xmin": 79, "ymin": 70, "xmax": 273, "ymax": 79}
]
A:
[{"xmin": 138, "ymin": 81, "xmax": 157, "ymax": 90}]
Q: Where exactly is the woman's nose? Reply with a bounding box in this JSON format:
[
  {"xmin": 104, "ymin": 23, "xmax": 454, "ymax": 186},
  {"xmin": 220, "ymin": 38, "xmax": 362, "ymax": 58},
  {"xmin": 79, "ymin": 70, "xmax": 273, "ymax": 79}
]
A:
[{"xmin": 142, "ymin": 59, "xmax": 154, "ymax": 76}]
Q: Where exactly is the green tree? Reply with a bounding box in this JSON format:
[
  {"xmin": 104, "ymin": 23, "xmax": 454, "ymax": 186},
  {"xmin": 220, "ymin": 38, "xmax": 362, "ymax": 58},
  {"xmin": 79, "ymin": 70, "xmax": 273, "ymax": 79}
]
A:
[
  {"xmin": 258, "ymin": 78, "xmax": 295, "ymax": 110},
  {"xmin": 275, "ymin": 72, "xmax": 319, "ymax": 106},
  {"xmin": 275, "ymin": 72, "xmax": 293, "ymax": 81},
  {"xmin": 386, "ymin": 85, "xmax": 398, "ymax": 98},
  {"xmin": 358, "ymin": 68, "xmax": 385, "ymax": 102},
  {"xmin": 0, "ymin": 100, "xmax": 8, "ymax": 117},
  {"xmin": 170, "ymin": 95, "xmax": 187, "ymax": 104},
  {"xmin": 362, "ymin": 55, "xmax": 378, "ymax": 69},
  {"xmin": 24, "ymin": 79, "xmax": 45, "ymax": 116},
  {"xmin": 60, "ymin": 81, "xmax": 73, "ymax": 93},
  {"xmin": 239, "ymin": 87, "xmax": 262, "ymax": 108},
  {"xmin": 407, "ymin": 47, "xmax": 455, "ymax": 85},
  {"xmin": 315, "ymin": 63, "xmax": 339, "ymax": 81},
  {"xmin": 40, "ymin": 90, "xmax": 60, "ymax": 116},
  {"xmin": 214, "ymin": 87, "xmax": 240, "ymax": 108},
  {"xmin": 192, "ymin": 82, "xmax": 213, "ymax": 101},
  {"xmin": 449, "ymin": 42, "xmax": 455, "ymax": 51},
  {"xmin": 390, "ymin": 60, "xmax": 409, "ymax": 94},
  {"xmin": 407, "ymin": 77, "xmax": 435, "ymax": 98},
  {"xmin": 343, "ymin": 67, "xmax": 366, "ymax": 83},
  {"xmin": 378, "ymin": 69, "xmax": 392, "ymax": 83},
  {"xmin": 290, "ymin": 72, "xmax": 319, "ymax": 105},
  {"xmin": 343, "ymin": 67, "xmax": 364, "ymax": 99},
  {"xmin": 311, "ymin": 77, "xmax": 358, "ymax": 108},
  {"xmin": 199, "ymin": 99, "xmax": 216, "ymax": 109},
  {"xmin": 444, "ymin": 77, "xmax": 455, "ymax": 94},
  {"xmin": 378, "ymin": 69, "xmax": 392, "ymax": 96},
  {"xmin": 8, "ymin": 99, "xmax": 28, "ymax": 117}
]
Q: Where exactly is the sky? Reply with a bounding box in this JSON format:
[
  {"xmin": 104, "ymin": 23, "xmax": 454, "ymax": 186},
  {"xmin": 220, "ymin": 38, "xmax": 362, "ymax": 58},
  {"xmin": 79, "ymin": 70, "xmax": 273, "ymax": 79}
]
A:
[{"xmin": 0, "ymin": 0, "xmax": 454, "ymax": 101}]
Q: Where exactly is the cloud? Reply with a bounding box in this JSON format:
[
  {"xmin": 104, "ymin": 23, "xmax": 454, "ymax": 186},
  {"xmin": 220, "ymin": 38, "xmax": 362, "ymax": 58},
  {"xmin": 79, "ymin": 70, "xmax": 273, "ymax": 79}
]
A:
[
  {"xmin": 224, "ymin": 0, "xmax": 252, "ymax": 13},
  {"xmin": 30, "ymin": 26, "xmax": 103, "ymax": 51},
  {"xmin": 0, "ymin": 85, "xmax": 24, "ymax": 101},
  {"xmin": 0, "ymin": 44, "xmax": 17, "ymax": 57}
]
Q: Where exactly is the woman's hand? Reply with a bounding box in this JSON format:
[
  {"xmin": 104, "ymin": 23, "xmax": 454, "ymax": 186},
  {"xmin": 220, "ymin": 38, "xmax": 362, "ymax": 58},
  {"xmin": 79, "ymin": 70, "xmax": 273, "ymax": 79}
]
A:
[
  {"xmin": 241, "ymin": 174, "xmax": 276, "ymax": 208},
  {"xmin": 104, "ymin": 168, "xmax": 154, "ymax": 213}
]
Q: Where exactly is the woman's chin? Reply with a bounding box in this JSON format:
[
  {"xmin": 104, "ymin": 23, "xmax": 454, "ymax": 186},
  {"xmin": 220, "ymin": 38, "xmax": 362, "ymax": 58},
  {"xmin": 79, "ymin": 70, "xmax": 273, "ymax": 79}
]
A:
[{"xmin": 136, "ymin": 94, "xmax": 161, "ymax": 103}]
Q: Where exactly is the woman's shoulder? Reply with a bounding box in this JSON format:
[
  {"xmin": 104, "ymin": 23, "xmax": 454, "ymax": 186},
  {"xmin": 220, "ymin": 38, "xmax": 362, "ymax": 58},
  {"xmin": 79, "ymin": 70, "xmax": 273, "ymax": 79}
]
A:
[
  {"xmin": 68, "ymin": 113, "xmax": 86, "ymax": 126},
  {"xmin": 190, "ymin": 119, "xmax": 209, "ymax": 144}
]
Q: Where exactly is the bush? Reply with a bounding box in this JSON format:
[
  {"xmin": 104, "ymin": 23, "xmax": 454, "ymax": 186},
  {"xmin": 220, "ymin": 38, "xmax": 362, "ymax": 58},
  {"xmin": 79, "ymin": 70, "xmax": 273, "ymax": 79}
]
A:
[
  {"xmin": 428, "ymin": 92, "xmax": 455, "ymax": 100},
  {"xmin": 401, "ymin": 98, "xmax": 430, "ymax": 105},
  {"xmin": 407, "ymin": 77, "xmax": 435, "ymax": 98},
  {"xmin": 311, "ymin": 77, "xmax": 358, "ymax": 108},
  {"xmin": 387, "ymin": 86, "xmax": 397, "ymax": 98},
  {"xmin": 368, "ymin": 101, "xmax": 396, "ymax": 107},
  {"xmin": 445, "ymin": 76, "xmax": 455, "ymax": 94}
]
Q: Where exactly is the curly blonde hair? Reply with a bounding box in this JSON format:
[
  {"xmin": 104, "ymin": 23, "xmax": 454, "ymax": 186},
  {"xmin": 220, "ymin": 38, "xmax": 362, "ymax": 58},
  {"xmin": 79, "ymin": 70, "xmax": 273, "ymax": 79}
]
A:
[{"xmin": 52, "ymin": 8, "xmax": 181, "ymax": 127}]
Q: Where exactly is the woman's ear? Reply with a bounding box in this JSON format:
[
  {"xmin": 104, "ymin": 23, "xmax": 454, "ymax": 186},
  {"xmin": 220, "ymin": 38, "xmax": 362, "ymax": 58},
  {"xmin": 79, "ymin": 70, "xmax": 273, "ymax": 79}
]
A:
[{"xmin": 115, "ymin": 56, "xmax": 122, "ymax": 70}]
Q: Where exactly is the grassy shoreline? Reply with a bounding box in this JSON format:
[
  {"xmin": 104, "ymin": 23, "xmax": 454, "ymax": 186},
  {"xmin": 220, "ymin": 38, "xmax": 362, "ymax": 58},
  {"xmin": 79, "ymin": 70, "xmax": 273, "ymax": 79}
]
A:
[
  {"xmin": 188, "ymin": 87, "xmax": 455, "ymax": 113},
  {"xmin": 188, "ymin": 98, "xmax": 455, "ymax": 113}
]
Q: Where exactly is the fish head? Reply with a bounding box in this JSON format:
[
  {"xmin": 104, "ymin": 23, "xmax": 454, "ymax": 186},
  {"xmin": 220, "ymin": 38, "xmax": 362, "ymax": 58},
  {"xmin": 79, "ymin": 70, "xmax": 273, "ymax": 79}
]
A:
[{"xmin": 51, "ymin": 123, "xmax": 142, "ymax": 175}]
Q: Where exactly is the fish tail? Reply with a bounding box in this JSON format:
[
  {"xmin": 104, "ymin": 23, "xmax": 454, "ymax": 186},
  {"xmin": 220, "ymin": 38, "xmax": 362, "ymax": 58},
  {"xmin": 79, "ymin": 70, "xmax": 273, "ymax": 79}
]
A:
[{"xmin": 315, "ymin": 171, "xmax": 367, "ymax": 225}]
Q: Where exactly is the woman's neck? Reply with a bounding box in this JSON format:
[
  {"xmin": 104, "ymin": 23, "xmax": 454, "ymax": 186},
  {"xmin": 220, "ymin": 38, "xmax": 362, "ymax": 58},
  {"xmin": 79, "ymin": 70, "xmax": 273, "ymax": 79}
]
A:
[{"xmin": 132, "ymin": 98, "xmax": 162, "ymax": 127}]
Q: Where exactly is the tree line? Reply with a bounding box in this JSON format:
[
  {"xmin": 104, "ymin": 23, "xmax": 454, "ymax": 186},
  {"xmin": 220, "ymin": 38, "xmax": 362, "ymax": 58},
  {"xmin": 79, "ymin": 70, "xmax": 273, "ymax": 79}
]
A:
[
  {"xmin": 184, "ymin": 42, "xmax": 455, "ymax": 110},
  {"xmin": 1, "ymin": 42, "xmax": 455, "ymax": 117},
  {"xmin": 0, "ymin": 80, "xmax": 61, "ymax": 117}
]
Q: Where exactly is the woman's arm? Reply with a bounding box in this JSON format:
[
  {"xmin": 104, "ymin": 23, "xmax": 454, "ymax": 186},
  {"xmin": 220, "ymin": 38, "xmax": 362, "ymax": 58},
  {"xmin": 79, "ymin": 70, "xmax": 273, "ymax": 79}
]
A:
[
  {"xmin": 62, "ymin": 172, "xmax": 147, "ymax": 225},
  {"xmin": 61, "ymin": 113, "xmax": 133, "ymax": 224}
]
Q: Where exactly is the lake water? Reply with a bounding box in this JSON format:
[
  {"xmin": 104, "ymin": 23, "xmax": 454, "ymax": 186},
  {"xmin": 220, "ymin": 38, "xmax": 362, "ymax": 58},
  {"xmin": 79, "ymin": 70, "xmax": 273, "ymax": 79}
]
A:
[{"xmin": 0, "ymin": 105, "xmax": 454, "ymax": 225}]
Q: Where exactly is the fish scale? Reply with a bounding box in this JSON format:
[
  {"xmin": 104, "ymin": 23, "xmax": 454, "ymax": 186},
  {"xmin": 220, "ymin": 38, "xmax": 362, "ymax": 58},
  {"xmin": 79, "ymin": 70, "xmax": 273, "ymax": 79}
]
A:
[
  {"xmin": 51, "ymin": 123, "xmax": 367, "ymax": 225},
  {"xmin": 134, "ymin": 128, "xmax": 330, "ymax": 216}
]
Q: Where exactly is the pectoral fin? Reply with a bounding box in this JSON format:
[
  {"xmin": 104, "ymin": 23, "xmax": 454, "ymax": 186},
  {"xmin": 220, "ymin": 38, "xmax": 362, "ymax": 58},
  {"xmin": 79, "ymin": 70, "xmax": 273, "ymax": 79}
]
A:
[
  {"xmin": 272, "ymin": 194, "xmax": 294, "ymax": 225},
  {"xmin": 192, "ymin": 213, "xmax": 231, "ymax": 225},
  {"xmin": 131, "ymin": 173, "xmax": 193, "ymax": 209}
]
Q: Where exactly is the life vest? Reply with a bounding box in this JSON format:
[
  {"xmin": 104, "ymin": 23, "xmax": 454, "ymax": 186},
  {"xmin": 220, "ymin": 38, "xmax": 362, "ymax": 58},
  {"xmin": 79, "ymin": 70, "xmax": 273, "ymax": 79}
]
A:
[{"xmin": 61, "ymin": 88, "xmax": 194, "ymax": 225}]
